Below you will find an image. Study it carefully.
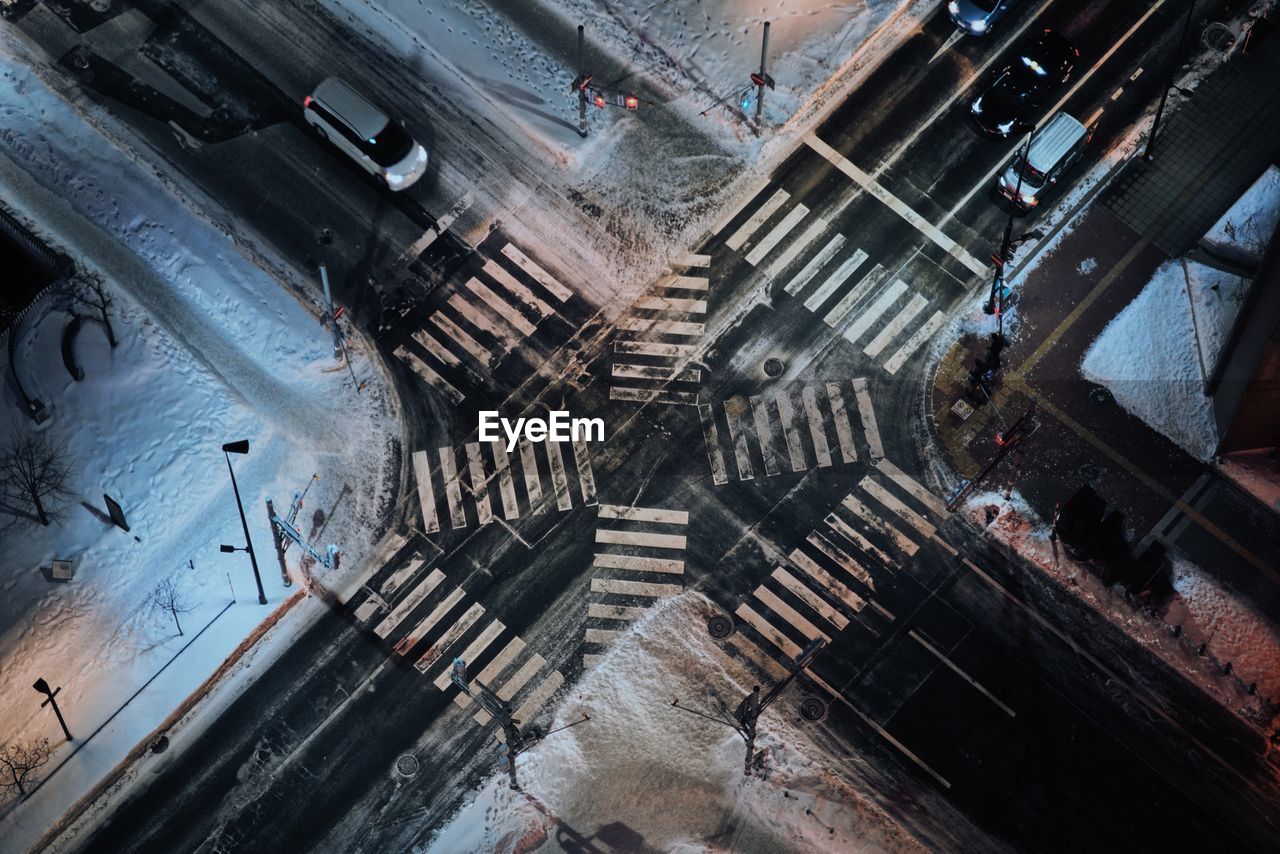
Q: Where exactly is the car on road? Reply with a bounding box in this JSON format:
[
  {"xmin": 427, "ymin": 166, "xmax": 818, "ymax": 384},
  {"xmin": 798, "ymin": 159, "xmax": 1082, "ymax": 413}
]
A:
[
  {"xmin": 969, "ymin": 30, "xmax": 1078, "ymax": 139},
  {"xmin": 996, "ymin": 111, "xmax": 1090, "ymax": 209},
  {"xmin": 948, "ymin": 0, "xmax": 1021, "ymax": 36},
  {"xmin": 303, "ymin": 77, "xmax": 428, "ymax": 191}
]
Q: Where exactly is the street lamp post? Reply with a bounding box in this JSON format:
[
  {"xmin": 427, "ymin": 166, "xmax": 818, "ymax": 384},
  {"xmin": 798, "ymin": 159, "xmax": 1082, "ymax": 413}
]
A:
[
  {"xmin": 33, "ymin": 678, "xmax": 72, "ymax": 741},
  {"xmin": 221, "ymin": 440, "xmax": 267, "ymax": 605},
  {"xmin": 1144, "ymin": 0, "xmax": 1197, "ymax": 162}
]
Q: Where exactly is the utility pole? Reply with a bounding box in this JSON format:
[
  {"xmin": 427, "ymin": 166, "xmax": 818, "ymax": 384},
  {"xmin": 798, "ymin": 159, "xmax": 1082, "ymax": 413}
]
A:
[
  {"xmin": 220, "ymin": 440, "xmax": 267, "ymax": 605},
  {"xmin": 986, "ymin": 119, "xmax": 1036, "ymax": 345},
  {"xmin": 1145, "ymin": 0, "xmax": 1197, "ymax": 162},
  {"xmin": 751, "ymin": 22, "xmax": 775, "ymax": 127},
  {"xmin": 319, "ymin": 263, "xmax": 343, "ymax": 361},
  {"xmin": 33, "ymin": 678, "xmax": 72, "ymax": 741},
  {"xmin": 946, "ymin": 404, "xmax": 1039, "ymax": 511},
  {"xmin": 574, "ymin": 25, "xmax": 589, "ymax": 138}
]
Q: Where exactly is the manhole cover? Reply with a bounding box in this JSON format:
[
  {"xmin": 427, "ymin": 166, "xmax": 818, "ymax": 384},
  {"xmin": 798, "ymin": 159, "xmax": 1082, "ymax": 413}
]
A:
[
  {"xmin": 395, "ymin": 754, "xmax": 419, "ymax": 778},
  {"xmin": 1079, "ymin": 463, "xmax": 1101, "ymax": 482},
  {"xmin": 707, "ymin": 614, "xmax": 735, "ymax": 639},
  {"xmin": 763, "ymin": 358, "xmax": 784, "ymax": 378},
  {"xmin": 1088, "ymin": 386, "xmax": 1113, "ymax": 406},
  {"xmin": 149, "ymin": 735, "xmax": 169, "ymax": 755},
  {"xmin": 318, "ymin": 227, "xmax": 334, "ymax": 246},
  {"xmin": 799, "ymin": 697, "xmax": 828, "ymax": 723}
]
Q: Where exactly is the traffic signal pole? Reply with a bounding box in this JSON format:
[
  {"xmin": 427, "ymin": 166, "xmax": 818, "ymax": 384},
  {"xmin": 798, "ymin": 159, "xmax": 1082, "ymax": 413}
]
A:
[
  {"xmin": 755, "ymin": 22, "xmax": 771, "ymax": 125},
  {"xmin": 576, "ymin": 25, "xmax": 588, "ymax": 138}
]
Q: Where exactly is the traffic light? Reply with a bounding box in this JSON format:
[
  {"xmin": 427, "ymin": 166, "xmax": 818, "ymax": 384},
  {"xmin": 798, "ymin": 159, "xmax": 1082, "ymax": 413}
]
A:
[
  {"xmin": 624, "ymin": 93, "xmax": 639, "ymax": 110},
  {"xmin": 593, "ymin": 92, "xmax": 606, "ymax": 109}
]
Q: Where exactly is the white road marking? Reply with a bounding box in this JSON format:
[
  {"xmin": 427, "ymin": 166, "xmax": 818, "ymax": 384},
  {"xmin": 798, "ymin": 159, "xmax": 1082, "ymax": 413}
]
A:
[
  {"xmin": 584, "ymin": 627, "xmax": 624, "ymax": 645},
  {"xmin": 593, "ymin": 553, "xmax": 685, "ymax": 574},
  {"xmin": 610, "ymin": 387, "xmax": 701, "ymax": 405},
  {"xmin": 726, "ymin": 188, "xmax": 790, "ymax": 251},
  {"xmin": 595, "ymin": 529, "xmax": 687, "ymax": 550},
  {"xmin": 353, "ymin": 598, "xmax": 381, "ymax": 623},
  {"xmin": 883, "ymin": 309, "xmax": 947, "ymax": 375},
  {"xmin": 822, "ymin": 261, "xmax": 886, "ymax": 327},
  {"xmin": 861, "ymin": 476, "xmax": 936, "ymax": 539},
  {"xmin": 801, "ymin": 386, "xmax": 833, "ymax": 468},
  {"xmin": 412, "ymin": 450, "xmax": 439, "ymax": 534},
  {"xmin": 434, "ymin": 618, "xmax": 505, "ymax": 689},
  {"xmin": 805, "ymin": 249, "xmax": 868, "ymax": 312},
  {"xmin": 475, "ymin": 635, "xmax": 525, "ymax": 687},
  {"xmin": 751, "ymin": 394, "xmax": 781, "ymax": 477},
  {"xmin": 669, "ymin": 275, "xmax": 710, "ymax": 290},
  {"xmin": 698, "ymin": 403, "xmax": 729, "ymax": 485},
  {"xmin": 518, "ymin": 439, "xmax": 543, "ymax": 512},
  {"xmin": 754, "ymin": 586, "xmax": 831, "ymax": 642},
  {"xmin": 465, "ymin": 442, "xmax": 494, "ymax": 526},
  {"xmin": 598, "ymin": 505, "xmax": 689, "ymax": 525},
  {"xmin": 617, "ymin": 318, "xmax": 706, "ymax": 336},
  {"xmin": 776, "ymin": 392, "xmax": 807, "ymax": 472},
  {"xmin": 725, "ymin": 630, "xmax": 790, "ymax": 681},
  {"xmin": 635, "ymin": 295, "xmax": 708, "ymax": 314},
  {"xmin": 588, "ymin": 602, "xmax": 648, "ymax": 621},
  {"xmin": 735, "ymin": 602, "xmax": 802, "ymax": 659},
  {"xmin": 378, "ymin": 550, "xmax": 422, "ymax": 597},
  {"xmin": 711, "ymin": 175, "xmax": 773, "ymax": 235},
  {"xmin": 826, "ymin": 382, "xmax": 858, "ymax": 465},
  {"xmin": 412, "ymin": 328, "xmax": 463, "ymax": 368},
  {"xmin": 465, "ymin": 277, "xmax": 537, "ymax": 336},
  {"xmin": 676, "ymin": 253, "xmax": 712, "ymax": 268},
  {"xmin": 374, "ymin": 566, "xmax": 444, "ymax": 638},
  {"xmin": 614, "ymin": 339, "xmax": 698, "ymax": 357},
  {"xmin": 545, "ymin": 440, "xmax": 573, "ymax": 511},
  {"xmin": 448, "ymin": 293, "xmax": 518, "ymax": 350},
  {"xmin": 826, "ymin": 505, "xmax": 898, "ymax": 568},
  {"xmin": 393, "ymin": 586, "xmax": 465, "ymax": 655},
  {"xmin": 865, "ymin": 293, "xmax": 928, "ymax": 357},
  {"xmin": 852, "ymin": 378, "xmax": 884, "ymax": 461},
  {"xmin": 928, "ymin": 28, "xmax": 965, "ymax": 64},
  {"xmin": 746, "ymin": 204, "xmax": 809, "ymax": 266},
  {"xmin": 771, "ymin": 566, "xmax": 849, "ymax": 630},
  {"xmin": 874, "ymin": 458, "xmax": 950, "ymax": 517},
  {"xmin": 396, "ymin": 191, "xmax": 473, "ymax": 264},
  {"xmin": 500, "ymin": 244, "xmax": 574, "ymax": 302},
  {"xmin": 483, "ymin": 258, "xmax": 555, "ymax": 318},
  {"xmin": 910, "ymin": 630, "xmax": 1016, "ymax": 717},
  {"xmin": 725, "ymin": 396, "xmax": 755, "ymax": 480},
  {"xmin": 572, "ymin": 439, "xmax": 598, "ymax": 506},
  {"xmin": 843, "ymin": 279, "xmax": 907, "ymax": 345},
  {"xmin": 611, "ymin": 363, "xmax": 702, "ymax": 382},
  {"xmin": 590, "ymin": 577, "xmax": 683, "ymax": 598},
  {"xmin": 811, "ymin": 528, "xmax": 886, "ymax": 585},
  {"xmin": 765, "ymin": 217, "xmax": 829, "ymax": 280},
  {"xmin": 513, "ymin": 670, "xmax": 565, "ymax": 725},
  {"xmin": 430, "ymin": 313, "xmax": 492, "ymax": 365},
  {"xmin": 784, "ymin": 234, "xmax": 847, "ymax": 296},
  {"xmin": 805, "ymin": 133, "xmax": 987, "ymax": 277},
  {"xmin": 496, "ymin": 653, "xmax": 545, "ymax": 702},
  {"xmin": 789, "ymin": 548, "xmax": 868, "ymax": 608},
  {"xmin": 489, "ymin": 443, "xmax": 520, "ymax": 521},
  {"xmin": 439, "ymin": 447, "xmax": 467, "ymax": 529},
  {"xmin": 394, "ymin": 346, "xmax": 464, "ymax": 404},
  {"xmin": 841, "ymin": 493, "xmax": 919, "ymax": 557}
]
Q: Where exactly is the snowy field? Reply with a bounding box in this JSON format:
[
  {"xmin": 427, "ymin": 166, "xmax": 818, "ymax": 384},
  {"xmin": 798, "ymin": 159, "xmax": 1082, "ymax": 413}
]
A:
[
  {"xmin": 428, "ymin": 592, "xmax": 919, "ymax": 854},
  {"xmin": 0, "ymin": 33, "xmax": 397, "ymax": 844}
]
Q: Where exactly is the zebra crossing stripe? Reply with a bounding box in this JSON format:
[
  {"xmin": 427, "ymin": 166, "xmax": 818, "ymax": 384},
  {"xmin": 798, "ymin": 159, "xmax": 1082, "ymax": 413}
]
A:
[
  {"xmin": 771, "ymin": 566, "xmax": 850, "ymax": 630},
  {"xmin": 412, "ymin": 328, "xmax": 463, "ymax": 368},
  {"xmin": 635, "ymin": 296, "xmax": 707, "ymax": 314},
  {"xmin": 501, "ymin": 244, "xmax": 574, "ymax": 302},
  {"xmin": 754, "ymin": 586, "xmax": 831, "ymax": 642},
  {"xmin": 394, "ymin": 346, "xmax": 464, "ymax": 404},
  {"xmin": 617, "ymin": 318, "xmax": 706, "ymax": 336},
  {"xmin": 775, "ymin": 392, "xmax": 807, "ymax": 472},
  {"xmin": 750, "ymin": 395, "xmax": 781, "ymax": 477},
  {"xmin": 588, "ymin": 602, "xmax": 648, "ymax": 621},
  {"xmin": 465, "ymin": 442, "xmax": 494, "ymax": 525},
  {"xmin": 789, "ymin": 549, "xmax": 869, "ymax": 608},
  {"xmin": 843, "ymin": 279, "xmax": 908, "ymax": 344},
  {"xmin": 496, "ymin": 653, "xmax": 545, "ymax": 702},
  {"xmin": 614, "ymin": 340, "xmax": 698, "ymax": 357},
  {"xmin": 378, "ymin": 549, "xmax": 423, "ymax": 597},
  {"xmin": 448, "ymin": 293, "xmax": 520, "ymax": 349},
  {"xmin": 826, "ymin": 383, "xmax": 858, "ymax": 465},
  {"xmin": 801, "ymin": 387, "xmax": 833, "ymax": 468},
  {"xmin": 611, "ymin": 363, "xmax": 702, "ymax": 382},
  {"xmin": 592, "ymin": 554, "xmax": 684, "ymax": 577},
  {"xmin": 852, "ymin": 378, "xmax": 884, "ymax": 461},
  {"xmin": 698, "ymin": 404, "xmax": 730, "ymax": 485},
  {"xmin": 826, "ymin": 504, "xmax": 899, "ymax": 566},
  {"xmin": 805, "ymin": 250, "xmax": 868, "ymax": 312},
  {"xmin": 765, "ymin": 216, "xmax": 828, "ymax": 280},
  {"xmin": 813, "ymin": 525, "xmax": 887, "ymax": 583},
  {"xmin": 489, "ymin": 443, "xmax": 520, "ymax": 520},
  {"xmin": 839, "ymin": 494, "xmax": 918, "ymax": 557},
  {"xmin": 726, "ymin": 188, "xmax": 790, "ymax": 251},
  {"xmin": 433, "ymin": 618, "xmax": 505, "ymax": 689},
  {"xmin": 610, "ymin": 387, "xmax": 701, "ymax": 405},
  {"xmin": 483, "ymin": 258, "xmax": 555, "ymax": 318},
  {"xmin": 785, "ymin": 235, "xmax": 847, "ymax": 297},
  {"xmin": 465, "ymin": 277, "xmax": 537, "ymax": 336},
  {"xmin": 723, "ymin": 630, "xmax": 790, "ymax": 681},
  {"xmin": 725, "ymin": 396, "xmax": 755, "ymax": 481},
  {"xmin": 475, "ymin": 635, "xmax": 526, "ymax": 687},
  {"xmin": 590, "ymin": 577, "xmax": 683, "ymax": 598},
  {"xmin": 513, "ymin": 670, "xmax": 565, "ymax": 726},
  {"xmin": 822, "ymin": 261, "xmax": 885, "ymax": 327},
  {"xmin": 595, "ymin": 529, "xmax": 687, "ymax": 550},
  {"xmin": 582, "ymin": 654, "xmax": 605, "ymax": 670},
  {"xmin": 518, "ymin": 439, "xmax": 544, "ymax": 512},
  {"xmin": 394, "ymin": 586, "xmax": 465, "ymax": 655},
  {"xmin": 412, "ymin": 451, "xmax": 440, "ymax": 533},
  {"xmin": 712, "ymin": 176, "xmax": 772, "ymax": 235},
  {"xmin": 439, "ymin": 448, "xmax": 468, "ymax": 529},
  {"xmin": 669, "ymin": 275, "xmax": 709, "ymax": 290},
  {"xmin": 675, "ymin": 253, "xmax": 711, "ymax": 268},
  {"xmin": 803, "ymin": 532, "xmax": 877, "ymax": 589},
  {"xmin": 883, "ymin": 309, "xmax": 947, "ymax": 375},
  {"xmin": 545, "ymin": 441, "xmax": 574, "ymax": 511},
  {"xmin": 585, "ymin": 627, "xmax": 624, "ymax": 645},
  {"xmin": 874, "ymin": 458, "xmax": 950, "ymax": 518},
  {"xmin": 430, "ymin": 313, "xmax": 492, "ymax": 365},
  {"xmin": 572, "ymin": 439, "xmax": 598, "ymax": 505},
  {"xmin": 860, "ymin": 476, "xmax": 936, "ymax": 539},
  {"xmin": 865, "ymin": 293, "xmax": 928, "ymax": 357},
  {"xmin": 734, "ymin": 602, "xmax": 803, "ymax": 660},
  {"xmin": 598, "ymin": 505, "xmax": 689, "ymax": 524},
  {"xmin": 374, "ymin": 567, "xmax": 444, "ymax": 638},
  {"xmin": 353, "ymin": 598, "xmax": 381, "ymax": 624},
  {"xmin": 746, "ymin": 204, "xmax": 809, "ymax": 266}
]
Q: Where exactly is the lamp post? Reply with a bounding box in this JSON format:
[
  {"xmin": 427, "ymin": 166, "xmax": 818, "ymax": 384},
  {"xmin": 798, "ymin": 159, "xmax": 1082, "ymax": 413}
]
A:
[
  {"xmin": 1144, "ymin": 0, "xmax": 1197, "ymax": 162},
  {"xmin": 33, "ymin": 678, "xmax": 72, "ymax": 741},
  {"xmin": 221, "ymin": 440, "xmax": 267, "ymax": 605}
]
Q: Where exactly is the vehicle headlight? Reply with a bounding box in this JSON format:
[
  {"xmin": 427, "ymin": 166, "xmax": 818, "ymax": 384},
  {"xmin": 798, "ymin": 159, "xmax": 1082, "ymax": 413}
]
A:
[
  {"xmin": 384, "ymin": 170, "xmax": 406, "ymax": 188},
  {"xmin": 947, "ymin": 1, "xmax": 959, "ymax": 13},
  {"xmin": 996, "ymin": 120, "xmax": 1015, "ymax": 134},
  {"xmin": 970, "ymin": 18, "xmax": 988, "ymax": 33},
  {"xmin": 971, "ymin": 97, "xmax": 983, "ymax": 115}
]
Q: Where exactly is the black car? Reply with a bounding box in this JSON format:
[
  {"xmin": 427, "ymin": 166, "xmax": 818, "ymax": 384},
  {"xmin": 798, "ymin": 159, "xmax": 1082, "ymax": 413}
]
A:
[{"xmin": 969, "ymin": 30, "xmax": 1079, "ymax": 139}]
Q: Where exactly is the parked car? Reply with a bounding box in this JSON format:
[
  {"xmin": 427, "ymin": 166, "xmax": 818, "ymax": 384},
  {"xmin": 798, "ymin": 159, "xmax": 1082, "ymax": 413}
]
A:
[
  {"xmin": 948, "ymin": 0, "xmax": 1021, "ymax": 36},
  {"xmin": 996, "ymin": 111, "xmax": 1090, "ymax": 209},
  {"xmin": 303, "ymin": 77, "xmax": 428, "ymax": 190},
  {"xmin": 969, "ymin": 30, "xmax": 1078, "ymax": 139}
]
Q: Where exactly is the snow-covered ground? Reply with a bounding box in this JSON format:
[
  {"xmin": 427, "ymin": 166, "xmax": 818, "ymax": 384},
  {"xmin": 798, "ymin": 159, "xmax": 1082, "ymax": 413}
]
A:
[
  {"xmin": 428, "ymin": 592, "xmax": 919, "ymax": 854},
  {"xmin": 1203, "ymin": 165, "xmax": 1280, "ymax": 267},
  {"xmin": 0, "ymin": 31, "xmax": 397, "ymax": 846}
]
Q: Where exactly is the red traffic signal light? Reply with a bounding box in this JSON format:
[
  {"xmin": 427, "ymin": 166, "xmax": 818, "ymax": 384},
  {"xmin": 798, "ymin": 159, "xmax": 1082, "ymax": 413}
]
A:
[
  {"xmin": 624, "ymin": 93, "xmax": 639, "ymax": 110},
  {"xmin": 594, "ymin": 92, "xmax": 606, "ymax": 108}
]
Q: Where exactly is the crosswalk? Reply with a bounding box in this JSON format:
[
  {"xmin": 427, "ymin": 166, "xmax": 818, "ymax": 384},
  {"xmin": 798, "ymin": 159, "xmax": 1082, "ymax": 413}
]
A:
[
  {"xmin": 724, "ymin": 463, "xmax": 947, "ymax": 679},
  {"xmin": 393, "ymin": 242, "xmax": 579, "ymax": 403},
  {"xmin": 351, "ymin": 555, "xmax": 566, "ymax": 735},
  {"xmin": 698, "ymin": 379, "xmax": 883, "ymax": 484},
  {"xmin": 412, "ymin": 438, "xmax": 597, "ymax": 534},
  {"xmin": 609, "ymin": 254, "xmax": 712, "ymax": 406},
  {"xmin": 716, "ymin": 186, "xmax": 950, "ymax": 376},
  {"xmin": 582, "ymin": 504, "xmax": 688, "ymax": 667}
]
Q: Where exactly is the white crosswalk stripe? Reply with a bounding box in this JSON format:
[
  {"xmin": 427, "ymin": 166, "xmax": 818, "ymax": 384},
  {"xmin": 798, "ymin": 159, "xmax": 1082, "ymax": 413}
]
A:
[
  {"xmin": 838, "ymin": 494, "xmax": 917, "ymax": 558},
  {"xmin": 826, "ymin": 383, "xmax": 857, "ymax": 465},
  {"xmin": 800, "ymin": 386, "xmax": 833, "ymax": 468},
  {"xmin": 822, "ymin": 262, "xmax": 885, "ymax": 327},
  {"xmin": 746, "ymin": 204, "xmax": 808, "ymax": 266},
  {"xmin": 789, "ymin": 549, "xmax": 869, "ymax": 607},
  {"xmin": 771, "ymin": 566, "xmax": 850, "ymax": 630},
  {"xmin": 784, "ymin": 235, "xmax": 846, "ymax": 296},
  {"xmin": 804, "ymin": 250, "xmax": 867, "ymax": 312},
  {"xmin": 512, "ymin": 671, "xmax": 565, "ymax": 727},
  {"xmin": 500, "ymin": 244, "xmax": 573, "ymax": 302},
  {"xmin": 698, "ymin": 403, "xmax": 730, "ymax": 484},
  {"xmin": 776, "ymin": 392, "xmax": 806, "ymax": 472},
  {"xmin": 859, "ymin": 476, "xmax": 936, "ymax": 539},
  {"xmin": 843, "ymin": 279, "xmax": 908, "ymax": 344},
  {"xmin": 864, "ymin": 293, "xmax": 928, "ymax": 357},
  {"xmin": 432, "ymin": 618, "xmax": 505, "ymax": 689},
  {"xmin": 883, "ymin": 309, "xmax": 948, "ymax": 375},
  {"xmin": 750, "ymin": 395, "xmax": 780, "ymax": 477},
  {"xmin": 374, "ymin": 567, "xmax": 445, "ymax": 638},
  {"xmin": 394, "ymin": 345, "xmax": 464, "ymax": 405},
  {"xmin": 765, "ymin": 217, "xmax": 829, "ymax": 280},
  {"xmin": 413, "ymin": 450, "xmax": 439, "ymax": 533},
  {"xmin": 598, "ymin": 505, "xmax": 688, "ymax": 524},
  {"xmin": 725, "ymin": 396, "xmax": 755, "ymax": 481},
  {"xmin": 726, "ymin": 188, "xmax": 789, "ymax": 251},
  {"xmin": 464, "ymin": 442, "xmax": 494, "ymax": 525},
  {"xmin": 872, "ymin": 458, "xmax": 951, "ymax": 518},
  {"xmin": 394, "ymin": 587, "xmax": 465, "ymax": 655},
  {"xmin": 440, "ymin": 448, "xmax": 467, "ymax": 529},
  {"xmin": 852, "ymin": 378, "xmax": 884, "ymax": 461}
]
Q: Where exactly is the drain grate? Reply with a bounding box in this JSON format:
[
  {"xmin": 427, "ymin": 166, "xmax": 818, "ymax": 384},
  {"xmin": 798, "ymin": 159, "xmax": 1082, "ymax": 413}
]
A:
[
  {"xmin": 395, "ymin": 754, "xmax": 419, "ymax": 778},
  {"xmin": 707, "ymin": 614, "xmax": 735, "ymax": 639}
]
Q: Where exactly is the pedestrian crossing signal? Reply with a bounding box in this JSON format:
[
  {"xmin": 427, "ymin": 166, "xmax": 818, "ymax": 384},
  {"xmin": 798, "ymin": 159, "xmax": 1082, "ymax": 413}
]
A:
[
  {"xmin": 624, "ymin": 94, "xmax": 639, "ymax": 110},
  {"xmin": 594, "ymin": 92, "xmax": 606, "ymax": 109}
]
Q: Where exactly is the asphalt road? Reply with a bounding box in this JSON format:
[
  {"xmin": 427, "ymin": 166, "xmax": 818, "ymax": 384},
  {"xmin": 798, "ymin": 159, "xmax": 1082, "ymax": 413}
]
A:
[{"xmin": 22, "ymin": 0, "xmax": 1280, "ymax": 851}]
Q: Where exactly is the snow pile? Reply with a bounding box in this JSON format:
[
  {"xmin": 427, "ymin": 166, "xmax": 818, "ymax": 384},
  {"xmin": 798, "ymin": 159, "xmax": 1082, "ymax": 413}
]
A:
[
  {"xmin": 0, "ymin": 35, "xmax": 396, "ymax": 840},
  {"xmin": 427, "ymin": 593, "xmax": 918, "ymax": 854},
  {"xmin": 1080, "ymin": 259, "xmax": 1247, "ymax": 461},
  {"xmin": 1202, "ymin": 165, "xmax": 1280, "ymax": 267}
]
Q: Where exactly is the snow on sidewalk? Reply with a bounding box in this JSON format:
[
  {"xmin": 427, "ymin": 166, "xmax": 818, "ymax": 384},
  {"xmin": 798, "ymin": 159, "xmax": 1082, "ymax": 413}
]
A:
[
  {"xmin": 0, "ymin": 30, "xmax": 396, "ymax": 847},
  {"xmin": 427, "ymin": 592, "xmax": 919, "ymax": 854}
]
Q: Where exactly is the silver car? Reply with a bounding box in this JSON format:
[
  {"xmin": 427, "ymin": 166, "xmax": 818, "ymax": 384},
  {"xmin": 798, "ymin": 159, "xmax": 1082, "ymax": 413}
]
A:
[
  {"xmin": 303, "ymin": 77, "xmax": 428, "ymax": 191},
  {"xmin": 948, "ymin": 0, "xmax": 1021, "ymax": 36}
]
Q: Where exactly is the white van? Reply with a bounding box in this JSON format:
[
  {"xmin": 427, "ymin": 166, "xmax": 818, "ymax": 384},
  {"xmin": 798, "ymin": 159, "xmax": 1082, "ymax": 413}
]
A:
[
  {"xmin": 997, "ymin": 112, "xmax": 1089, "ymax": 209},
  {"xmin": 303, "ymin": 78, "xmax": 428, "ymax": 191}
]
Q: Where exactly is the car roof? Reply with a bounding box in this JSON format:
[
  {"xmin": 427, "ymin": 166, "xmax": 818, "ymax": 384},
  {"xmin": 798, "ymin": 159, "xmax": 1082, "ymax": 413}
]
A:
[
  {"xmin": 312, "ymin": 78, "xmax": 389, "ymax": 138},
  {"xmin": 1026, "ymin": 112, "xmax": 1086, "ymax": 172}
]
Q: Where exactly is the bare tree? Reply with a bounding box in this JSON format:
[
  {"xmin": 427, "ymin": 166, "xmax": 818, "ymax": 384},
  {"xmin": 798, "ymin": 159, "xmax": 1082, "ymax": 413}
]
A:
[
  {"xmin": 0, "ymin": 426, "xmax": 73, "ymax": 527},
  {"xmin": 149, "ymin": 577, "xmax": 196, "ymax": 636},
  {"xmin": 71, "ymin": 270, "xmax": 117, "ymax": 348},
  {"xmin": 0, "ymin": 738, "xmax": 51, "ymax": 800}
]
